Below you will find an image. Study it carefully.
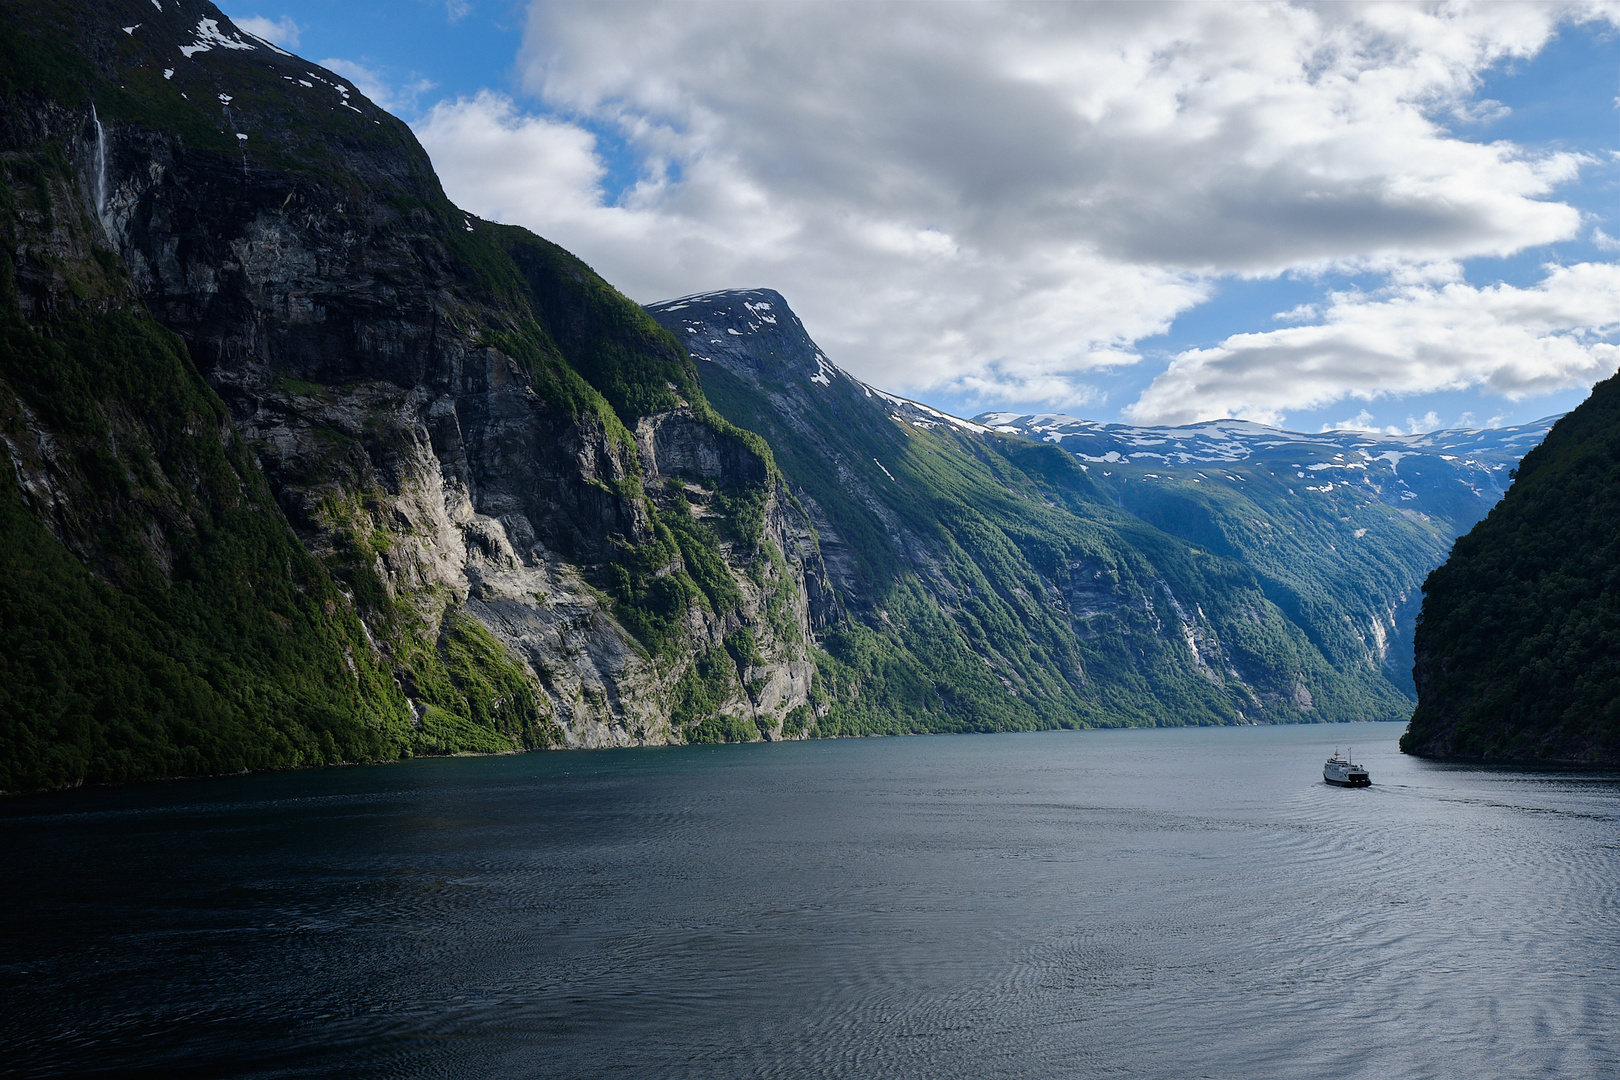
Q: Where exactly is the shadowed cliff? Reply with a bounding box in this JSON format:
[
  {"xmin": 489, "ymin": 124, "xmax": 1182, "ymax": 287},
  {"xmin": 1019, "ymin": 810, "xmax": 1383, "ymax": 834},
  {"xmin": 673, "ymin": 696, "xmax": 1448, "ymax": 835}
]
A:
[{"xmin": 1404, "ymin": 372, "xmax": 1620, "ymax": 763}]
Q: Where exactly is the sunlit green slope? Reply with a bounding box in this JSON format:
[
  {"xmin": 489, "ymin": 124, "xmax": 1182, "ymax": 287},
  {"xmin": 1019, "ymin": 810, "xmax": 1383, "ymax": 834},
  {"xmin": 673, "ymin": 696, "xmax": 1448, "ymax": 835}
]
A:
[{"xmin": 651, "ymin": 290, "xmax": 1414, "ymax": 733}]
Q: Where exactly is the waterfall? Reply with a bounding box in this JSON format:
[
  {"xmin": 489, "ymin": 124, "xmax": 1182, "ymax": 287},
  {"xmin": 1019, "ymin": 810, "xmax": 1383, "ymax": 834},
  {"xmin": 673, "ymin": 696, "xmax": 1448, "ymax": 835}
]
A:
[{"xmin": 91, "ymin": 103, "xmax": 109, "ymax": 225}]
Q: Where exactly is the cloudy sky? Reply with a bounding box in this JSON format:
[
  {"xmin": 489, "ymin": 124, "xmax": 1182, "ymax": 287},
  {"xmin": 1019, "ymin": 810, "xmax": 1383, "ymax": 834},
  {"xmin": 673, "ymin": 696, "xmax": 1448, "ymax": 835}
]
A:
[{"xmin": 231, "ymin": 1, "xmax": 1618, "ymax": 433}]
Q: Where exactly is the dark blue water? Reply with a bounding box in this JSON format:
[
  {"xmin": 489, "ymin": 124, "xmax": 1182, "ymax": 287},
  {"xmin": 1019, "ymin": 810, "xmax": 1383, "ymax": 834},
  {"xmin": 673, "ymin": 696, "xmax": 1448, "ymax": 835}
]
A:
[{"xmin": 3, "ymin": 722, "xmax": 1616, "ymax": 1079}]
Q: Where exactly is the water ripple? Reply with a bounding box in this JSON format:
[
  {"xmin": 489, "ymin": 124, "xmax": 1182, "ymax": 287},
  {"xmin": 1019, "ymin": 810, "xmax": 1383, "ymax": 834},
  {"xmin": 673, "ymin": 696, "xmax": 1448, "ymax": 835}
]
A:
[{"xmin": 2, "ymin": 723, "xmax": 1616, "ymax": 1079}]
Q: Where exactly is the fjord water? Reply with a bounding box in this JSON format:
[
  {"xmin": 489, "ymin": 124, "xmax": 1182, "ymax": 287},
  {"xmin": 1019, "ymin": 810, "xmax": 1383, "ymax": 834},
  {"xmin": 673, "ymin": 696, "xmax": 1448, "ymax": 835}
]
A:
[{"xmin": 3, "ymin": 724, "xmax": 1615, "ymax": 1079}]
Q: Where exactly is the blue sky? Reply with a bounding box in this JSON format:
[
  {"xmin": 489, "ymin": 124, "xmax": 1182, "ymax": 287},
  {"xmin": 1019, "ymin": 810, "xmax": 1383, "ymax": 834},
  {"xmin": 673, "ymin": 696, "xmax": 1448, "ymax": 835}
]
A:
[{"xmin": 232, "ymin": 2, "xmax": 1618, "ymax": 434}]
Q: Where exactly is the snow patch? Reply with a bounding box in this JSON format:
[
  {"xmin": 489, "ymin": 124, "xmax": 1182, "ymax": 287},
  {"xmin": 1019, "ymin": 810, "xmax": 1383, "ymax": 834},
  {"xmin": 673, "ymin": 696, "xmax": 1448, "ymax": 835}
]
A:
[
  {"xmin": 865, "ymin": 385, "xmax": 990, "ymax": 433},
  {"xmin": 242, "ymin": 32, "xmax": 293, "ymax": 57},
  {"xmin": 742, "ymin": 300, "xmax": 778, "ymax": 324},
  {"xmin": 179, "ymin": 17, "xmax": 258, "ymax": 58},
  {"xmin": 810, "ymin": 351, "xmax": 836, "ymax": 387}
]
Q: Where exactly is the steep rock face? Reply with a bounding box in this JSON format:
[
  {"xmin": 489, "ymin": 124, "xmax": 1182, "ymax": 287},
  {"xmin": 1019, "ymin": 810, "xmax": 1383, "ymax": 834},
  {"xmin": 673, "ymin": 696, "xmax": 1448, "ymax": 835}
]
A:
[
  {"xmin": 0, "ymin": 0, "xmax": 824, "ymax": 788},
  {"xmin": 1405, "ymin": 374, "xmax": 1620, "ymax": 763},
  {"xmin": 651, "ymin": 290, "xmax": 1415, "ymax": 732}
]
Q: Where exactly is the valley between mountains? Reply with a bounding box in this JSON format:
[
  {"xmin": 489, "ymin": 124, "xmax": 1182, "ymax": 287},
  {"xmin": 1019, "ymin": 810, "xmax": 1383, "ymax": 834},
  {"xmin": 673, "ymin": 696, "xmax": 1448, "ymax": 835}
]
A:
[{"xmin": 0, "ymin": 0, "xmax": 1608, "ymax": 790}]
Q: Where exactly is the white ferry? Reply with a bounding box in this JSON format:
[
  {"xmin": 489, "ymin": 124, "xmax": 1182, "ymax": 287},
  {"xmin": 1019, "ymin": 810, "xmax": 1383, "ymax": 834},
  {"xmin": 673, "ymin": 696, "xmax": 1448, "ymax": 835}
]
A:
[{"xmin": 1324, "ymin": 749, "xmax": 1370, "ymax": 787}]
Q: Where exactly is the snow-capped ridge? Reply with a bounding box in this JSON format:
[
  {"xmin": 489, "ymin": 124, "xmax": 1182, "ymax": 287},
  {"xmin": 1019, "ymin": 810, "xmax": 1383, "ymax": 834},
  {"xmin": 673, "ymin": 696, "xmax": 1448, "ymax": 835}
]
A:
[
  {"xmin": 978, "ymin": 409, "xmax": 1555, "ymax": 512},
  {"xmin": 647, "ymin": 288, "xmax": 842, "ymax": 389},
  {"xmin": 976, "ymin": 411, "xmax": 1559, "ymax": 468},
  {"xmin": 865, "ymin": 386, "xmax": 991, "ymax": 434},
  {"xmin": 647, "ymin": 289, "xmax": 992, "ymax": 435}
]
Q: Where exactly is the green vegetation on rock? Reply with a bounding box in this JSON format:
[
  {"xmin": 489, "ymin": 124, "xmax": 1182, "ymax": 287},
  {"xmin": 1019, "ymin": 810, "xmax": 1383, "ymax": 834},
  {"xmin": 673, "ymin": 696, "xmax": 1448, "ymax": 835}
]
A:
[
  {"xmin": 0, "ymin": 0, "xmax": 810, "ymax": 787},
  {"xmin": 0, "ymin": 88, "xmax": 564, "ymax": 788},
  {"xmin": 656, "ymin": 290, "xmax": 1413, "ymax": 738},
  {"xmin": 0, "ymin": 303, "xmax": 409, "ymax": 790},
  {"xmin": 1404, "ymin": 373, "xmax": 1620, "ymax": 763}
]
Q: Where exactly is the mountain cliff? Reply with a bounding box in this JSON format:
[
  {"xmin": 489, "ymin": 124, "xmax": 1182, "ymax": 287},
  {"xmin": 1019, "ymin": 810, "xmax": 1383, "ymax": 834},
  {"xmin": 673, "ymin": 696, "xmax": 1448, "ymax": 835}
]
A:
[
  {"xmin": 1404, "ymin": 373, "xmax": 1620, "ymax": 763},
  {"xmin": 0, "ymin": 0, "xmax": 826, "ymax": 791},
  {"xmin": 979, "ymin": 413, "xmax": 1554, "ymax": 696},
  {"xmin": 649, "ymin": 289, "xmax": 1415, "ymax": 733},
  {"xmin": 2, "ymin": 1, "xmax": 1566, "ymax": 793}
]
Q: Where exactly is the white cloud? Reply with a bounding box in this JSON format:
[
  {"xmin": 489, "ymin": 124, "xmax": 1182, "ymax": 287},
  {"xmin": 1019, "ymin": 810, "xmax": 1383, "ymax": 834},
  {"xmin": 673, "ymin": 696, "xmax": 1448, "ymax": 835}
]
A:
[
  {"xmin": 1321, "ymin": 410, "xmax": 1381, "ymax": 433},
  {"xmin": 229, "ymin": 13, "xmax": 299, "ymax": 48},
  {"xmin": 413, "ymin": 1, "xmax": 1611, "ymax": 406},
  {"xmin": 1126, "ymin": 262, "xmax": 1620, "ymax": 426},
  {"xmin": 1406, "ymin": 411, "xmax": 1446, "ymax": 435},
  {"xmin": 415, "ymin": 90, "xmax": 1208, "ymax": 396},
  {"xmin": 415, "ymin": 92, "xmax": 611, "ymax": 222}
]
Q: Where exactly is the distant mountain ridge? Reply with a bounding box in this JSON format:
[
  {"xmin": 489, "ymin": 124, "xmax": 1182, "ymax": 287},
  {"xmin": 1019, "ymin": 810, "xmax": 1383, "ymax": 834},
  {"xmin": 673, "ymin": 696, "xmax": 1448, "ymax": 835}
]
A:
[
  {"xmin": 651, "ymin": 288, "xmax": 1423, "ymax": 732},
  {"xmin": 976, "ymin": 411, "xmax": 1555, "ymax": 696},
  {"xmin": 976, "ymin": 412, "xmax": 1552, "ymax": 524},
  {"xmin": 657, "ymin": 289, "xmax": 1554, "ymax": 709}
]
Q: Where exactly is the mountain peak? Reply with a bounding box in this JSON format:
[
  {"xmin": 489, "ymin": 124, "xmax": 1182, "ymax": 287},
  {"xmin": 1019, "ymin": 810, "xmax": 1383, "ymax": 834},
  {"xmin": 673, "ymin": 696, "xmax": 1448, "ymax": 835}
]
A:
[
  {"xmin": 648, "ymin": 288, "xmax": 842, "ymax": 389},
  {"xmin": 647, "ymin": 289, "xmax": 990, "ymax": 439}
]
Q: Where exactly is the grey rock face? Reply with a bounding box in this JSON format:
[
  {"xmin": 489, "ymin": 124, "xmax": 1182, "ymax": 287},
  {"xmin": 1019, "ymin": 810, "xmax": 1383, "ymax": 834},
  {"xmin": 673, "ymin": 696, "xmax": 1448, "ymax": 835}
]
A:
[{"xmin": 30, "ymin": 0, "xmax": 825, "ymax": 748}]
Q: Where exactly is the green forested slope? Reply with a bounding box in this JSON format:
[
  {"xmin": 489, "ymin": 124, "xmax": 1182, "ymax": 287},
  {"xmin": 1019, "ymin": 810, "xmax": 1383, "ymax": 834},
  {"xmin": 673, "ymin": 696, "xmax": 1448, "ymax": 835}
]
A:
[
  {"xmin": 0, "ymin": 296, "xmax": 419, "ymax": 790},
  {"xmin": 0, "ymin": 0, "xmax": 787, "ymax": 789},
  {"xmin": 977, "ymin": 414, "xmax": 1552, "ymax": 699},
  {"xmin": 654, "ymin": 290, "xmax": 1413, "ymax": 734},
  {"xmin": 1404, "ymin": 373, "xmax": 1620, "ymax": 762}
]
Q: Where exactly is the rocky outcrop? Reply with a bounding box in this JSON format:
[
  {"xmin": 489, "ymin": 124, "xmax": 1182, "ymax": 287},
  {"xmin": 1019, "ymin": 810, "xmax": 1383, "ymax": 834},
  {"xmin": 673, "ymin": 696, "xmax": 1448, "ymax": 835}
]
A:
[{"xmin": 0, "ymin": 0, "xmax": 825, "ymax": 775}]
